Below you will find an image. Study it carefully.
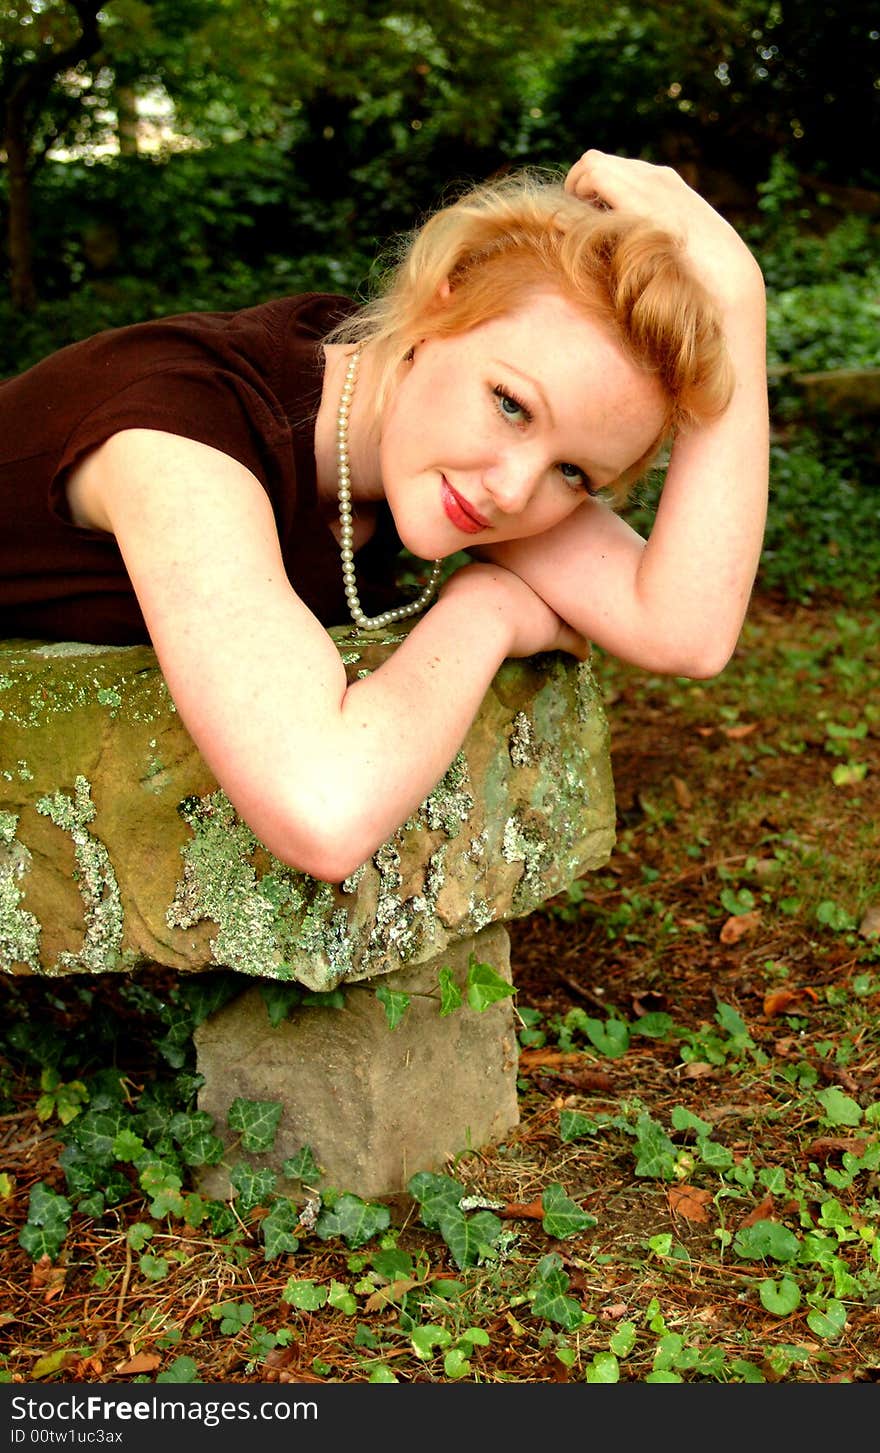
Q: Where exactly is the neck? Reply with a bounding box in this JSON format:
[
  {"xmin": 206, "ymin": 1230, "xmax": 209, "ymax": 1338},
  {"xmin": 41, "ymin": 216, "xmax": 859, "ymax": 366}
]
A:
[{"xmin": 316, "ymin": 341, "xmax": 384, "ymax": 513}]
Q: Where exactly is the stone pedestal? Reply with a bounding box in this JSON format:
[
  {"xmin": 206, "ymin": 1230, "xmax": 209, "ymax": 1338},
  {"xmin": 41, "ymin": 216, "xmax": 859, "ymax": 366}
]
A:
[
  {"xmin": 1, "ymin": 626, "xmax": 616, "ymax": 1195},
  {"xmin": 195, "ymin": 925, "xmax": 517, "ymax": 1200}
]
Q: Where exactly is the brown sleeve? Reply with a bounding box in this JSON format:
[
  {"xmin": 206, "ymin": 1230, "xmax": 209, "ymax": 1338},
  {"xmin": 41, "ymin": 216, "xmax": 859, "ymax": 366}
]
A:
[{"xmin": 49, "ymin": 362, "xmax": 288, "ymax": 524}]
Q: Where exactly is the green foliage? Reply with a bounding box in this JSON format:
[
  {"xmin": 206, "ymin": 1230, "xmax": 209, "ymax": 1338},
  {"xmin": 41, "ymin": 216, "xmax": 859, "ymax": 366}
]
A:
[
  {"xmin": 314, "ymin": 1193, "xmax": 391, "ymax": 1250},
  {"xmin": 541, "ymin": 1182, "xmax": 597, "ymax": 1238},
  {"xmin": 18, "ymin": 1183, "xmax": 72, "ymax": 1262},
  {"xmin": 375, "ymin": 982, "xmax": 410, "ymax": 1030},
  {"xmin": 528, "ymin": 1253, "xmax": 587, "ymax": 1330},
  {"xmin": 227, "ymin": 1097, "xmax": 282, "ymax": 1154}
]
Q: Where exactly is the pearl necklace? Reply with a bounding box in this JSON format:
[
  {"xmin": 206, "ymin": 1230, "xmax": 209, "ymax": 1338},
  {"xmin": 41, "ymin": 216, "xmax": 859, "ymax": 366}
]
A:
[{"xmin": 337, "ymin": 344, "xmax": 443, "ymax": 631}]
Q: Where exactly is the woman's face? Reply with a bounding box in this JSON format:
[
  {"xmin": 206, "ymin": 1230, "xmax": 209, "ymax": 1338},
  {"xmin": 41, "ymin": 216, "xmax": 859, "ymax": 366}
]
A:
[{"xmin": 378, "ymin": 290, "xmax": 668, "ymax": 560}]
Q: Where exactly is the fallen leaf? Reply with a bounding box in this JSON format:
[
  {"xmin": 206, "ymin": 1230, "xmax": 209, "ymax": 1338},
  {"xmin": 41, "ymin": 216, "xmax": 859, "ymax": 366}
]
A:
[
  {"xmin": 30, "ymin": 1256, "xmax": 66, "ymax": 1301},
  {"xmin": 738, "ymin": 1193, "xmax": 775, "ymax": 1229},
  {"xmin": 763, "ymin": 986, "xmax": 817, "ymax": 1017},
  {"xmin": 672, "ymin": 776, "xmax": 693, "ymax": 809},
  {"xmin": 601, "ymin": 1303, "xmax": 630, "ymax": 1320},
  {"xmin": 720, "ymin": 909, "xmax": 762, "ymax": 944},
  {"xmin": 667, "ymin": 1185, "xmax": 712, "ymax": 1223},
  {"xmin": 73, "ymin": 1356, "xmax": 104, "ymax": 1378},
  {"xmin": 499, "ymin": 1198, "xmax": 545, "ymax": 1222},
  {"xmin": 31, "ymin": 1349, "xmax": 78, "ymax": 1380},
  {"xmin": 519, "ymin": 1049, "xmax": 593, "ymax": 1070},
  {"xmin": 562, "ymin": 1068, "xmax": 614, "ymax": 1093},
  {"xmin": 364, "ymin": 1277, "xmax": 423, "ymax": 1312},
  {"xmin": 681, "ymin": 1061, "xmax": 717, "ymax": 1079},
  {"xmin": 114, "ymin": 1352, "xmax": 160, "ymax": 1375},
  {"xmin": 809, "ymin": 1137, "xmax": 868, "ymax": 1159},
  {"xmin": 262, "ymin": 1346, "xmax": 300, "ymax": 1382},
  {"xmin": 722, "ymin": 722, "xmax": 759, "ymax": 739}
]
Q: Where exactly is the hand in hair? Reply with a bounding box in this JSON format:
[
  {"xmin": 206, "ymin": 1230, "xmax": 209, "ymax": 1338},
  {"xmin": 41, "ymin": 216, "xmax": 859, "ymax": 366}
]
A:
[{"xmin": 564, "ymin": 150, "xmax": 764, "ymax": 308}]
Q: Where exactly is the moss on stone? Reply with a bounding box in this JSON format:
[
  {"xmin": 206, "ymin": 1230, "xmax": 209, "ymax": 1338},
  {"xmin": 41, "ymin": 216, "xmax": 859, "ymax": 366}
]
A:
[{"xmin": 34, "ymin": 776, "xmax": 124, "ymax": 972}]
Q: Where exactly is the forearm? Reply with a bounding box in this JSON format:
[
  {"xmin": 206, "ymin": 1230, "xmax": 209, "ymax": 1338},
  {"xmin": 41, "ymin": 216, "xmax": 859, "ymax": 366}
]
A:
[
  {"xmin": 314, "ymin": 588, "xmax": 515, "ymax": 869},
  {"xmin": 630, "ymin": 280, "xmax": 769, "ymax": 673}
]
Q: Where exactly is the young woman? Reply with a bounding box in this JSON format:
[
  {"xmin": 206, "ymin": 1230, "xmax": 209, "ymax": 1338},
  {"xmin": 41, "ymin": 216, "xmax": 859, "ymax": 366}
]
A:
[{"xmin": 0, "ymin": 151, "xmax": 768, "ymax": 882}]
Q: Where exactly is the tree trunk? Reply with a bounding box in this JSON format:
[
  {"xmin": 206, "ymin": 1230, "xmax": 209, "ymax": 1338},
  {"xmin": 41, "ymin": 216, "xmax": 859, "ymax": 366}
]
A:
[
  {"xmin": 116, "ymin": 85, "xmax": 140, "ymax": 156},
  {"xmin": 4, "ymin": 119, "xmax": 37, "ymax": 314}
]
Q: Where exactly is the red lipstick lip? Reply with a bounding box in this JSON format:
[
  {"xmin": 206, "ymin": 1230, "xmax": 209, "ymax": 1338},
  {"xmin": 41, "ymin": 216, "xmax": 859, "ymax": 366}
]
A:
[{"xmin": 441, "ymin": 477, "xmax": 490, "ymax": 534}]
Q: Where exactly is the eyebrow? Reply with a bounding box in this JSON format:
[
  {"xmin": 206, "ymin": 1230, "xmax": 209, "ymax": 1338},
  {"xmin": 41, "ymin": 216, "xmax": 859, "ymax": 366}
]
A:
[{"xmin": 494, "ymin": 359, "xmax": 555, "ymax": 428}]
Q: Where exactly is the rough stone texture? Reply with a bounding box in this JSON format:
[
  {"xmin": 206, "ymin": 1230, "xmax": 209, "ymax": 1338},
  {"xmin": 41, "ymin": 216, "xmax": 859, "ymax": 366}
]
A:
[
  {"xmin": 0, "ymin": 628, "xmax": 615, "ymax": 990},
  {"xmin": 194, "ymin": 924, "xmax": 518, "ymax": 1200}
]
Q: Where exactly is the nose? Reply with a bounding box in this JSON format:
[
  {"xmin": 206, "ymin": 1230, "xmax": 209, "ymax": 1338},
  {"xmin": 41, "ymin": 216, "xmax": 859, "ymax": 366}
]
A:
[{"xmin": 483, "ymin": 453, "xmax": 539, "ymax": 514}]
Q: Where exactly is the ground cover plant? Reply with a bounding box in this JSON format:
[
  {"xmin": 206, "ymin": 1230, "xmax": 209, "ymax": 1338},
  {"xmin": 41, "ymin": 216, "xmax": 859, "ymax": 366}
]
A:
[{"xmin": 1, "ymin": 588, "xmax": 878, "ymax": 1386}]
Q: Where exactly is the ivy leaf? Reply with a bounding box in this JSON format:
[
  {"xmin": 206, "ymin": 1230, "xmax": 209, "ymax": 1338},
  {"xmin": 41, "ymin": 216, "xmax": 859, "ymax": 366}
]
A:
[
  {"xmin": 282, "ymin": 1145, "xmax": 322, "ymax": 1183},
  {"xmin": 227, "ymin": 1098, "xmax": 283, "ymax": 1153},
  {"xmin": 466, "ymin": 957, "xmax": 515, "ymax": 1012},
  {"xmin": 541, "ymin": 1182, "xmax": 597, "ymax": 1239},
  {"xmin": 670, "ymin": 1106, "xmax": 712, "ymax": 1136},
  {"xmin": 733, "ymin": 1220, "xmax": 800, "ymax": 1262},
  {"xmin": 314, "ymin": 1193, "xmax": 390, "ymax": 1249},
  {"xmin": 282, "ymin": 1278, "xmax": 328, "ymax": 1311},
  {"xmin": 529, "ymin": 1252, "xmax": 586, "ymax": 1330},
  {"xmin": 438, "ymin": 967, "xmax": 462, "ymax": 1016},
  {"xmin": 407, "ymin": 1171, "xmax": 466, "ymax": 1231},
  {"xmin": 229, "ymin": 1162, "xmax": 277, "ymax": 1214},
  {"xmin": 259, "ymin": 982, "xmax": 303, "ymax": 1027},
  {"xmin": 375, "ymin": 983, "xmax": 410, "ymax": 1030},
  {"xmin": 816, "ymin": 1086, "xmax": 863, "ymax": 1127},
  {"xmin": 559, "ymin": 1110, "xmax": 598, "ymax": 1143},
  {"xmin": 71, "ymin": 1107, "xmax": 128, "ymax": 1165},
  {"xmin": 170, "ymin": 1111, "xmax": 226, "ymax": 1167},
  {"xmin": 759, "ymin": 1277, "xmax": 802, "ymax": 1315},
  {"xmin": 18, "ymin": 1183, "xmax": 72, "ymax": 1261},
  {"xmin": 436, "ymin": 1208, "xmax": 502, "ymax": 1270},
  {"xmin": 261, "ymin": 1198, "xmax": 301, "ymax": 1261},
  {"xmin": 632, "ymin": 1113, "xmax": 678, "ymax": 1180}
]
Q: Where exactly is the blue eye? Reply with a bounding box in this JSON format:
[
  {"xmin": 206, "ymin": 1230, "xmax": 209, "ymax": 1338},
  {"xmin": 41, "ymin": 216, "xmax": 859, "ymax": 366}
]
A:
[
  {"xmin": 559, "ymin": 461, "xmax": 597, "ymax": 495},
  {"xmin": 492, "ymin": 386, "xmax": 531, "ymax": 424}
]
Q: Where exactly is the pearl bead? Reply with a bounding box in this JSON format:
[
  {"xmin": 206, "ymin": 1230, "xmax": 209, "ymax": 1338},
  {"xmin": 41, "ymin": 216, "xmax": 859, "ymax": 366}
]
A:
[{"xmin": 336, "ymin": 343, "xmax": 442, "ymax": 631}]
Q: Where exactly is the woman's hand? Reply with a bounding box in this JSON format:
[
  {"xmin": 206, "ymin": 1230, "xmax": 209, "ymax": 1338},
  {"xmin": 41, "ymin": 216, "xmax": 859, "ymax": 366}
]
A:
[
  {"xmin": 564, "ymin": 149, "xmax": 764, "ymax": 308},
  {"xmin": 439, "ymin": 561, "xmax": 590, "ymax": 662}
]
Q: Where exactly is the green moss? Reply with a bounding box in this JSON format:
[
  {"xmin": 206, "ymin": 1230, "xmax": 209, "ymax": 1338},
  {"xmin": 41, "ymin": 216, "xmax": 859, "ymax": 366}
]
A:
[
  {"xmin": 420, "ymin": 752, "xmax": 474, "ymax": 835},
  {"xmin": 34, "ymin": 777, "xmax": 124, "ymax": 972},
  {"xmin": 0, "ymin": 811, "xmax": 41, "ymax": 971}
]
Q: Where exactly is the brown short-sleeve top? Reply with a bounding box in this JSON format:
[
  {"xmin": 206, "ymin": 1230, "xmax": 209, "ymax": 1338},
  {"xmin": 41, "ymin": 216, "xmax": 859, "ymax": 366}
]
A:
[{"xmin": 0, "ymin": 293, "xmax": 403, "ymax": 643}]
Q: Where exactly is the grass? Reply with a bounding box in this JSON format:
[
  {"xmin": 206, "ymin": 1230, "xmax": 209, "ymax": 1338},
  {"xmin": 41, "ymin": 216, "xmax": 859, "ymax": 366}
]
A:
[{"xmin": 1, "ymin": 590, "xmax": 878, "ymax": 1387}]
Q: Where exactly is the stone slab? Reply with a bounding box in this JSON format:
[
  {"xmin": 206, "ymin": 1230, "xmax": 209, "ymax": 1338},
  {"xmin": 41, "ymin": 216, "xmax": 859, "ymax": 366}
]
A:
[
  {"xmin": 1, "ymin": 629, "xmax": 615, "ymax": 989},
  {"xmin": 194, "ymin": 924, "xmax": 518, "ymax": 1200}
]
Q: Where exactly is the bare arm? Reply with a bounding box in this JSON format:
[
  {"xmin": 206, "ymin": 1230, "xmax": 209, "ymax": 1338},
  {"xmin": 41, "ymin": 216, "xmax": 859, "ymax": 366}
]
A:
[
  {"xmin": 478, "ymin": 152, "xmax": 769, "ymax": 679},
  {"xmin": 83, "ymin": 429, "xmax": 586, "ymax": 881}
]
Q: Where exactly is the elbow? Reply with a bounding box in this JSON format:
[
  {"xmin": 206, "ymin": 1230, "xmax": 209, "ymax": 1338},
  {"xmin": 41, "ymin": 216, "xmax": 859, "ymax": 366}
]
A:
[
  {"xmin": 254, "ymin": 799, "xmax": 377, "ymax": 885},
  {"xmin": 643, "ymin": 635, "xmax": 738, "ymax": 681}
]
